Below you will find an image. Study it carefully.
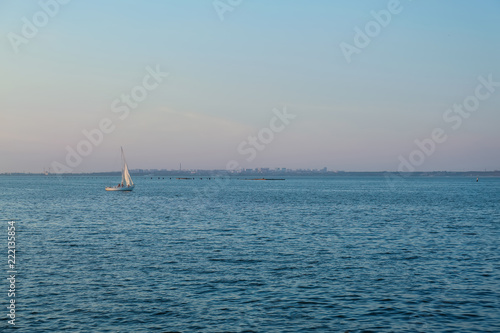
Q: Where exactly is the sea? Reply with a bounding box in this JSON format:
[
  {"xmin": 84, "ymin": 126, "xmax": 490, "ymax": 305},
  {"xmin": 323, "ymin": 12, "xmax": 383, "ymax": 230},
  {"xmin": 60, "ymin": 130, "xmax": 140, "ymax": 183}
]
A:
[{"xmin": 1, "ymin": 175, "xmax": 499, "ymax": 332}]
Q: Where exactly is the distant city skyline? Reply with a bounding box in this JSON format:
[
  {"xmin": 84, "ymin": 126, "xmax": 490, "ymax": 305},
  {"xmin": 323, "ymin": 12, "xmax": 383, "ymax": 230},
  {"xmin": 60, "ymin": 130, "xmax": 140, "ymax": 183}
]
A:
[
  {"xmin": 4, "ymin": 166, "xmax": 499, "ymax": 176},
  {"xmin": 1, "ymin": 1, "xmax": 499, "ymax": 173}
]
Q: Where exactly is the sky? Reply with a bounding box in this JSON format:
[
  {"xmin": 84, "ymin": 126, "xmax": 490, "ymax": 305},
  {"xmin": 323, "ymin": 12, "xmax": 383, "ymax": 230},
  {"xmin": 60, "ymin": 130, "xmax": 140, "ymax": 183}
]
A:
[{"xmin": 1, "ymin": 0, "xmax": 499, "ymax": 173}]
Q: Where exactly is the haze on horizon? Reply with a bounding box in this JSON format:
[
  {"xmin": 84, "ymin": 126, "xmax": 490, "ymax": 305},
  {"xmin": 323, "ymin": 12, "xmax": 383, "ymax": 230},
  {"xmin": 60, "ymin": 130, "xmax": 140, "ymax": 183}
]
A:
[{"xmin": 1, "ymin": 1, "xmax": 499, "ymax": 173}]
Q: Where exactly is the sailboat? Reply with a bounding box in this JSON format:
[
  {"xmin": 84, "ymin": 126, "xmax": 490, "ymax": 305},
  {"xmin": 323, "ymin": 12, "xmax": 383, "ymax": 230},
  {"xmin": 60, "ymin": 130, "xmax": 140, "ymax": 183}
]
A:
[{"xmin": 105, "ymin": 147, "xmax": 135, "ymax": 191}]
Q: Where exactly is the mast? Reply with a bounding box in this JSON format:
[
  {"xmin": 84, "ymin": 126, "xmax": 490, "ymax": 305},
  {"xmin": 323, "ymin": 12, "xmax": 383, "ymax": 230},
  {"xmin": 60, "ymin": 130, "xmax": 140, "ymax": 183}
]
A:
[
  {"xmin": 121, "ymin": 147, "xmax": 125, "ymax": 185},
  {"xmin": 121, "ymin": 147, "xmax": 133, "ymax": 186}
]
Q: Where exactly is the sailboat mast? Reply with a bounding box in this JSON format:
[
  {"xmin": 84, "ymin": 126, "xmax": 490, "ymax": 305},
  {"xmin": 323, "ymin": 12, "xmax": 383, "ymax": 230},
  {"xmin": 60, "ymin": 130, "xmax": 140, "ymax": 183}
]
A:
[
  {"xmin": 120, "ymin": 147, "xmax": 134, "ymax": 186},
  {"xmin": 121, "ymin": 147, "xmax": 125, "ymax": 185}
]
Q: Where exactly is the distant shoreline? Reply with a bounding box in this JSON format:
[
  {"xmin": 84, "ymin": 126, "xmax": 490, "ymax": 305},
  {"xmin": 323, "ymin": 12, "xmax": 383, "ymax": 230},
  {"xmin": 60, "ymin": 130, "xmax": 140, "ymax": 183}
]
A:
[{"xmin": 2, "ymin": 171, "xmax": 499, "ymax": 177}]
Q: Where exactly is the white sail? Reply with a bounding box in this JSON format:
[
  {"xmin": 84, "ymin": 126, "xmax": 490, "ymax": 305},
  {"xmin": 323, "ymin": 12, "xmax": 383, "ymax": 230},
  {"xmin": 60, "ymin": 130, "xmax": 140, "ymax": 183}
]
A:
[
  {"xmin": 106, "ymin": 147, "xmax": 134, "ymax": 191},
  {"xmin": 122, "ymin": 148, "xmax": 134, "ymax": 186}
]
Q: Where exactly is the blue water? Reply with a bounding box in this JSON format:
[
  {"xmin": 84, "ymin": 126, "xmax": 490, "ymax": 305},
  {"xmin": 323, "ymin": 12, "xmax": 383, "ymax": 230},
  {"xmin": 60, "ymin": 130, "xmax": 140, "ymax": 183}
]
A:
[{"xmin": 1, "ymin": 175, "xmax": 499, "ymax": 332}]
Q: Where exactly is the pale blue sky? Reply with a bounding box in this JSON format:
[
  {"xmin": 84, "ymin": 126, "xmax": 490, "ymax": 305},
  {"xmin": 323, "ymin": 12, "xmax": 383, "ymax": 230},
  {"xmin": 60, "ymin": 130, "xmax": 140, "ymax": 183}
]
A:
[{"xmin": 1, "ymin": 0, "xmax": 499, "ymax": 172}]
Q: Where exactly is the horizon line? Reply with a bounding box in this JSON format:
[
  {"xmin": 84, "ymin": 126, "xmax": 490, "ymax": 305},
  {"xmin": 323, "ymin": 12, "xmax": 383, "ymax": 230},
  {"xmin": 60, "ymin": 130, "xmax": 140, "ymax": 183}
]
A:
[{"xmin": 2, "ymin": 170, "xmax": 499, "ymax": 175}]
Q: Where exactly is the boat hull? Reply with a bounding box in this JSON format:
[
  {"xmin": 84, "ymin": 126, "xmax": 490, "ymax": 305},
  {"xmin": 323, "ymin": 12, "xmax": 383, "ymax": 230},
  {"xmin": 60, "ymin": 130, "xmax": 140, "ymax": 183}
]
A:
[{"xmin": 105, "ymin": 186, "xmax": 134, "ymax": 191}]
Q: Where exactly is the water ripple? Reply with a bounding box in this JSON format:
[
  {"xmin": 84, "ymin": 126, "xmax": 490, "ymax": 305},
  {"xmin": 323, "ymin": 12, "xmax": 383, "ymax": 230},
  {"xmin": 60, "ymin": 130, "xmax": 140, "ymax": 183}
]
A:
[{"xmin": 0, "ymin": 176, "xmax": 499, "ymax": 332}]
